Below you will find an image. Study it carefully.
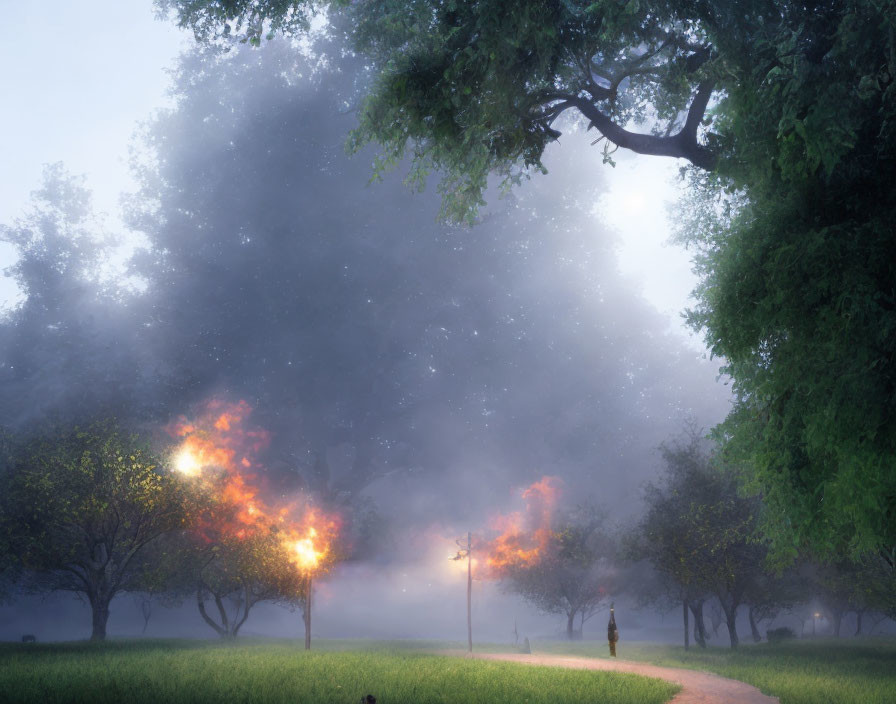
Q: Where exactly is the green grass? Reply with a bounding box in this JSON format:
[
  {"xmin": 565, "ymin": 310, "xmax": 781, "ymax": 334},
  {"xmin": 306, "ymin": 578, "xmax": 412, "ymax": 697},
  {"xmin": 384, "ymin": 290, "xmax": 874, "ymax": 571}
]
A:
[
  {"xmin": 4, "ymin": 636, "xmax": 893, "ymax": 704},
  {"xmin": 0, "ymin": 639, "xmax": 678, "ymax": 704},
  {"xmin": 512, "ymin": 637, "xmax": 896, "ymax": 704}
]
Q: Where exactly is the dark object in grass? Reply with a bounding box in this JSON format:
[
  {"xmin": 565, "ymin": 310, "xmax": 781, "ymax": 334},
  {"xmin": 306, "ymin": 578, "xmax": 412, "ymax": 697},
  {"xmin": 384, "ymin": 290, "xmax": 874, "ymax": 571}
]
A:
[
  {"xmin": 519, "ymin": 636, "xmax": 531, "ymax": 654},
  {"xmin": 766, "ymin": 627, "xmax": 796, "ymax": 643},
  {"xmin": 21, "ymin": 635, "xmax": 36, "ymax": 643},
  {"xmin": 359, "ymin": 695, "xmax": 376, "ymax": 704}
]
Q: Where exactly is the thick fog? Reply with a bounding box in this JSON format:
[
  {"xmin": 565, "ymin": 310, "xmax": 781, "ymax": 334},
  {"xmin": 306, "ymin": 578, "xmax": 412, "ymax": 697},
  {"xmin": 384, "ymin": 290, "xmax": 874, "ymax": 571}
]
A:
[{"xmin": 0, "ymin": 32, "xmax": 733, "ymax": 643}]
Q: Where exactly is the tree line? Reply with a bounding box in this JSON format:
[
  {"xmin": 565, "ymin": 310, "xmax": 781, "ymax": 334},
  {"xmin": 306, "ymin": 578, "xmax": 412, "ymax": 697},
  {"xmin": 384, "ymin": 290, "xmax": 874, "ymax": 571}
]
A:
[
  {"xmin": 498, "ymin": 429, "xmax": 895, "ymax": 648},
  {"xmin": 2, "ymin": 421, "xmax": 892, "ymax": 645},
  {"xmin": 0, "ymin": 423, "xmax": 330, "ymax": 641}
]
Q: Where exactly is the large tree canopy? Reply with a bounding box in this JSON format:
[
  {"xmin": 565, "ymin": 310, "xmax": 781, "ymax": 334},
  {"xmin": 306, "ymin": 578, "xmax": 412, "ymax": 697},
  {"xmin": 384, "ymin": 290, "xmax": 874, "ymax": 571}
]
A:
[
  {"xmin": 158, "ymin": 2, "xmax": 893, "ymax": 213},
  {"xmin": 157, "ymin": 0, "xmax": 896, "ymax": 564},
  {"xmin": 160, "ymin": 0, "xmax": 722, "ymax": 219},
  {"xmin": 676, "ymin": 4, "xmax": 896, "ymax": 564}
]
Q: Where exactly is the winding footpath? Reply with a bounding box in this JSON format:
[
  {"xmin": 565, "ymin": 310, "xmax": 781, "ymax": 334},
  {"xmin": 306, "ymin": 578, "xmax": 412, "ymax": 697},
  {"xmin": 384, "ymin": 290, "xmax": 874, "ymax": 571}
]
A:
[{"xmin": 465, "ymin": 652, "xmax": 779, "ymax": 704}]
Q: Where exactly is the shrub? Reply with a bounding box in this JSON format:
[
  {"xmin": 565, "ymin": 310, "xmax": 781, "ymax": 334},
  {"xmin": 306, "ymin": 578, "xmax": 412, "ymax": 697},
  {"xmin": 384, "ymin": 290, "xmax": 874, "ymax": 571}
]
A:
[{"xmin": 766, "ymin": 627, "xmax": 796, "ymax": 643}]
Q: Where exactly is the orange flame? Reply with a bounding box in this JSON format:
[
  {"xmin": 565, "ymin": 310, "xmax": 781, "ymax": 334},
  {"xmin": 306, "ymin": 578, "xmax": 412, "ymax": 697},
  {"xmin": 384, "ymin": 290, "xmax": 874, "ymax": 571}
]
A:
[
  {"xmin": 167, "ymin": 399, "xmax": 340, "ymax": 574},
  {"xmin": 479, "ymin": 476, "xmax": 563, "ymax": 578},
  {"xmin": 280, "ymin": 509, "xmax": 341, "ymax": 574}
]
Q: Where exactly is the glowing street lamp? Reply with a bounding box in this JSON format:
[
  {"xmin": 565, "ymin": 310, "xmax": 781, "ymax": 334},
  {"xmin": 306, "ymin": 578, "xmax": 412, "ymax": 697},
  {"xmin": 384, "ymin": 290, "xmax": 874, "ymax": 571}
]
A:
[
  {"xmin": 287, "ymin": 528, "xmax": 325, "ymax": 651},
  {"xmin": 450, "ymin": 532, "xmax": 473, "ymax": 653},
  {"xmin": 173, "ymin": 447, "xmax": 203, "ymax": 477}
]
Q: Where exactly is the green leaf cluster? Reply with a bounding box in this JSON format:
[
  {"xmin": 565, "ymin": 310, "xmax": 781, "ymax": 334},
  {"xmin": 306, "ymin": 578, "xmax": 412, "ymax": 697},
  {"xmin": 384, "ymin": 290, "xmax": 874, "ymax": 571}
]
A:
[
  {"xmin": 0, "ymin": 421, "xmax": 189, "ymax": 631},
  {"xmin": 680, "ymin": 1, "xmax": 896, "ymax": 564},
  {"xmin": 159, "ymin": 0, "xmax": 718, "ymax": 221}
]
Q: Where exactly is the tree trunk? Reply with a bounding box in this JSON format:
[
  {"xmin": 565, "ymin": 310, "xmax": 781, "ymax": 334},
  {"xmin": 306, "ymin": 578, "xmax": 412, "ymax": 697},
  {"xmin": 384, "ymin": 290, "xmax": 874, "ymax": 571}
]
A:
[
  {"xmin": 690, "ymin": 600, "xmax": 707, "ymax": 648},
  {"xmin": 748, "ymin": 606, "xmax": 762, "ymax": 643},
  {"xmin": 855, "ymin": 610, "xmax": 863, "ymax": 636},
  {"xmin": 90, "ymin": 598, "xmax": 111, "ymax": 641},
  {"xmin": 140, "ymin": 596, "xmax": 152, "ymax": 635},
  {"xmin": 196, "ymin": 587, "xmax": 228, "ymax": 638},
  {"xmin": 717, "ymin": 596, "xmax": 740, "ymax": 648},
  {"xmin": 832, "ymin": 609, "xmax": 843, "ymax": 637},
  {"xmin": 567, "ymin": 611, "xmax": 577, "ymax": 640},
  {"xmin": 724, "ymin": 605, "xmax": 739, "ymax": 648},
  {"xmin": 683, "ymin": 600, "xmax": 690, "ymax": 650},
  {"xmin": 709, "ymin": 600, "xmax": 723, "ymax": 637}
]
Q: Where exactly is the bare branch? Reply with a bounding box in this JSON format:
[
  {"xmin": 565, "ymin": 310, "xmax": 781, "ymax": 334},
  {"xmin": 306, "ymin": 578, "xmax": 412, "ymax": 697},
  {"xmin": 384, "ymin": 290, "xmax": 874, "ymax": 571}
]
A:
[
  {"xmin": 571, "ymin": 82, "xmax": 717, "ymax": 169},
  {"xmin": 682, "ymin": 80, "xmax": 715, "ymax": 140},
  {"xmin": 528, "ymin": 100, "xmax": 576, "ymax": 123}
]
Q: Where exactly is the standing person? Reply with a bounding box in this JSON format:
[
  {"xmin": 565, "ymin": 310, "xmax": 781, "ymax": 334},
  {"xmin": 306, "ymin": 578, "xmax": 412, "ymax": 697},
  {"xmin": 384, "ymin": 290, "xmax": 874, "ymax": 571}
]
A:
[{"xmin": 608, "ymin": 603, "xmax": 619, "ymax": 657}]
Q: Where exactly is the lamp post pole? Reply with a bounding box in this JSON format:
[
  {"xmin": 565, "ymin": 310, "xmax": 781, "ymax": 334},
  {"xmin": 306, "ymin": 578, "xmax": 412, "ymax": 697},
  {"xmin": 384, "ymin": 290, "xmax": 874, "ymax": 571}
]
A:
[
  {"xmin": 451, "ymin": 532, "xmax": 473, "ymax": 653},
  {"xmin": 466, "ymin": 532, "xmax": 472, "ymax": 653},
  {"xmin": 304, "ymin": 576, "xmax": 313, "ymax": 650}
]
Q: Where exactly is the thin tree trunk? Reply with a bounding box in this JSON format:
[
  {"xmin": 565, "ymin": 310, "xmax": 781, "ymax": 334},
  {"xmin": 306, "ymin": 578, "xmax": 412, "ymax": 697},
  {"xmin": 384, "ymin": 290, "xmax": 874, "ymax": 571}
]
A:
[
  {"xmin": 214, "ymin": 593, "xmax": 231, "ymax": 637},
  {"xmin": 567, "ymin": 611, "xmax": 577, "ymax": 640},
  {"xmin": 855, "ymin": 610, "xmax": 863, "ymax": 636},
  {"xmin": 231, "ymin": 585, "xmax": 253, "ymax": 638},
  {"xmin": 748, "ymin": 606, "xmax": 762, "ymax": 643},
  {"xmin": 724, "ymin": 603, "xmax": 739, "ymax": 648},
  {"xmin": 140, "ymin": 597, "xmax": 151, "ymax": 635},
  {"xmin": 690, "ymin": 600, "xmax": 707, "ymax": 648},
  {"xmin": 196, "ymin": 588, "xmax": 226, "ymax": 638},
  {"xmin": 832, "ymin": 609, "xmax": 843, "ymax": 637},
  {"xmin": 709, "ymin": 601, "xmax": 722, "ymax": 637},
  {"xmin": 683, "ymin": 600, "xmax": 690, "ymax": 650}
]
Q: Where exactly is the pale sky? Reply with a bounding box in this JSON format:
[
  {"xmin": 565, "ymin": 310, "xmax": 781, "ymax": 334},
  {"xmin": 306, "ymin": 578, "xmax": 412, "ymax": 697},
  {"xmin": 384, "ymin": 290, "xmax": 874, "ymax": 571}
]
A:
[
  {"xmin": 0, "ymin": 0, "xmax": 702, "ymax": 347},
  {"xmin": 0, "ymin": 0, "xmax": 188, "ymax": 308},
  {"xmin": 603, "ymin": 156, "xmax": 699, "ymax": 335}
]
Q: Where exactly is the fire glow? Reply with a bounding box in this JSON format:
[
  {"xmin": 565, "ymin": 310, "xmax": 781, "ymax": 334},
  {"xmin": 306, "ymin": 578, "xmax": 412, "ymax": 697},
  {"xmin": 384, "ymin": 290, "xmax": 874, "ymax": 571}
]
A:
[
  {"xmin": 479, "ymin": 475, "xmax": 563, "ymax": 578},
  {"xmin": 167, "ymin": 399, "xmax": 340, "ymax": 573}
]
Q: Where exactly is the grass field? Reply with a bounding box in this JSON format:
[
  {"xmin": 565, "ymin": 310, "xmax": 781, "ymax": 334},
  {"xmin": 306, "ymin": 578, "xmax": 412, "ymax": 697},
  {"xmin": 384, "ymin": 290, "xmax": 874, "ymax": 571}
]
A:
[
  {"xmin": 0, "ymin": 639, "xmax": 677, "ymax": 704},
  {"xmin": 2, "ymin": 637, "xmax": 894, "ymax": 704},
  {"xmin": 517, "ymin": 637, "xmax": 896, "ymax": 704}
]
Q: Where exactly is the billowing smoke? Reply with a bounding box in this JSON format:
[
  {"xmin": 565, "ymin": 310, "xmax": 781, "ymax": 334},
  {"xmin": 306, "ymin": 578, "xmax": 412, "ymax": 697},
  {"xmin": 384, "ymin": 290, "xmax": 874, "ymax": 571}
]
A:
[{"xmin": 0, "ymin": 35, "xmax": 729, "ymax": 642}]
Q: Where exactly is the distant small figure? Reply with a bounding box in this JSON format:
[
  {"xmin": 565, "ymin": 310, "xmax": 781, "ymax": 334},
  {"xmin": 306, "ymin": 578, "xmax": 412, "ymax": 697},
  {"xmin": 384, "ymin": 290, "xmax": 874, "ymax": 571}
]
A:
[
  {"xmin": 519, "ymin": 636, "xmax": 531, "ymax": 654},
  {"xmin": 21, "ymin": 635, "xmax": 37, "ymax": 643},
  {"xmin": 359, "ymin": 695, "xmax": 376, "ymax": 704},
  {"xmin": 607, "ymin": 603, "xmax": 619, "ymax": 657}
]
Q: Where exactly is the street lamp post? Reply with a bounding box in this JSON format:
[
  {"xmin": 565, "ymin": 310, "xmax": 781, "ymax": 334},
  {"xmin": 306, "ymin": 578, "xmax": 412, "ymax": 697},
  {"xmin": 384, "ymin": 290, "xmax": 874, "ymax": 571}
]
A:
[
  {"xmin": 450, "ymin": 532, "xmax": 473, "ymax": 653},
  {"xmin": 304, "ymin": 575, "xmax": 313, "ymax": 650}
]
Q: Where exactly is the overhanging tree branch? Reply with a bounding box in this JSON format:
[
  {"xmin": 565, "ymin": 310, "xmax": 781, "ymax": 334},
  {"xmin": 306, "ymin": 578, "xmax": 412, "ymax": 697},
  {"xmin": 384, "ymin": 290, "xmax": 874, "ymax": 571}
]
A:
[{"xmin": 570, "ymin": 88, "xmax": 716, "ymax": 169}]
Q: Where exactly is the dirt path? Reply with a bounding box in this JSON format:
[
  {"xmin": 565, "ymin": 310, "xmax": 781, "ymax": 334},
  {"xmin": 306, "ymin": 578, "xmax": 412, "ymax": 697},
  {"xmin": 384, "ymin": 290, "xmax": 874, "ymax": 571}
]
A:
[{"xmin": 458, "ymin": 652, "xmax": 779, "ymax": 704}]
